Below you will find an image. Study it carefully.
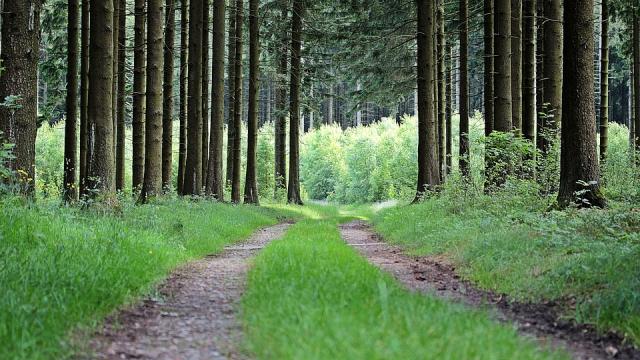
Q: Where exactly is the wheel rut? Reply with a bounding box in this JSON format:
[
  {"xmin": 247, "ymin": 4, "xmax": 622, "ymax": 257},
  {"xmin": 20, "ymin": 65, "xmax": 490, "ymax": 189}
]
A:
[
  {"xmin": 339, "ymin": 220, "xmax": 639, "ymax": 360},
  {"xmin": 86, "ymin": 222, "xmax": 292, "ymax": 360}
]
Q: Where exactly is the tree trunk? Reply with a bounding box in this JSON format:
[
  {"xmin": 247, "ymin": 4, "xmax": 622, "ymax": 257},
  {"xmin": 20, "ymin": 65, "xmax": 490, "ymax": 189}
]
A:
[
  {"xmin": 201, "ymin": 0, "xmax": 210, "ymax": 182},
  {"xmin": 274, "ymin": 2, "xmax": 288, "ymax": 195},
  {"xmin": 483, "ymin": 0, "xmax": 494, "ymax": 136},
  {"xmin": 205, "ymin": 0, "xmax": 226, "ymax": 200},
  {"xmin": 541, "ymin": 0, "xmax": 562, "ymax": 152},
  {"xmin": 459, "ymin": 0, "xmax": 470, "ymax": 176},
  {"xmin": 225, "ymin": 2, "xmax": 237, "ymax": 187},
  {"xmin": 599, "ymin": 0, "xmax": 608, "ymax": 161},
  {"xmin": 177, "ymin": 0, "xmax": 189, "ymax": 194},
  {"xmin": 231, "ymin": 0, "xmax": 244, "ymax": 203},
  {"xmin": 437, "ymin": 2, "xmax": 446, "ymax": 180},
  {"xmin": 494, "ymin": 0, "xmax": 512, "ymax": 132},
  {"xmin": 112, "ymin": 0, "xmax": 119, "ymax": 164},
  {"xmin": 184, "ymin": 0, "xmax": 204, "ymax": 195},
  {"xmin": 88, "ymin": 0, "xmax": 115, "ymax": 194},
  {"xmin": 163, "ymin": 0, "xmax": 176, "ymax": 190},
  {"xmin": 535, "ymin": 0, "xmax": 544, "ymax": 151},
  {"xmin": 511, "ymin": 0, "xmax": 522, "ymax": 133},
  {"xmin": 634, "ymin": 15, "xmax": 640, "ymax": 151},
  {"xmin": 558, "ymin": 0, "xmax": 605, "ymax": 209},
  {"xmin": 0, "ymin": 0, "xmax": 41, "ymax": 195},
  {"xmin": 133, "ymin": 0, "xmax": 147, "ymax": 191},
  {"xmin": 140, "ymin": 0, "xmax": 165, "ymax": 201},
  {"xmin": 116, "ymin": 0, "xmax": 126, "ymax": 191},
  {"xmin": 79, "ymin": 0, "xmax": 90, "ymax": 196},
  {"xmin": 445, "ymin": 44, "xmax": 452, "ymax": 175},
  {"xmin": 522, "ymin": 0, "xmax": 536, "ymax": 142},
  {"xmin": 64, "ymin": 0, "xmax": 80, "ymax": 202},
  {"xmin": 414, "ymin": 0, "xmax": 441, "ymax": 201},
  {"xmin": 287, "ymin": 0, "xmax": 304, "ymax": 205},
  {"xmin": 244, "ymin": 0, "xmax": 260, "ymax": 204}
]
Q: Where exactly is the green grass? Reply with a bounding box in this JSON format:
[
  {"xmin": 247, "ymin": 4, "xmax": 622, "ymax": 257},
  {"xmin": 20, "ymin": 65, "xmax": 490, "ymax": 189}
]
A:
[
  {"xmin": 373, "ymin": 186, "xmax": 640, "ymax": 345},
  {"xmin": 241, "ymin": 209, "xmax": 567, "ymax": 359},
  {"xmin": 0, "ymin": 196, "xmax": 291, "ymax": 360}
]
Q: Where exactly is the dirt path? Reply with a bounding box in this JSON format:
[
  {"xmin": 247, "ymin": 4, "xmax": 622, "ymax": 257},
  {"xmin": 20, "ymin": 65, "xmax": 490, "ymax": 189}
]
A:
[
  {"xmin": 86, "ymin": 223, "xmax": 291, "ymax": 360},
  {"xmin": 340, "ymin": 220, "xmax": 639, "ymax": 360}
]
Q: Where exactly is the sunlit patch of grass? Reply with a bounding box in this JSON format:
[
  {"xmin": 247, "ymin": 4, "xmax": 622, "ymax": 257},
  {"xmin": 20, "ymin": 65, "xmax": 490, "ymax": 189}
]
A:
[{"xmin": 242, "ymin": 215, "xmax": 567, "ymax": 359}]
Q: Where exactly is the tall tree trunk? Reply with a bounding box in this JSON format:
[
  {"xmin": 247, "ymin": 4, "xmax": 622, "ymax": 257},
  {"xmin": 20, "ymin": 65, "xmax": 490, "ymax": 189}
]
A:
[
  {"xmin": 231, "ymin": 0, "xmax": 244, "ymax": 203},
  {"xmin": 287, "ymin": 0, "xmax": 304, "ymax": 205},
  {"xmin": 88, "ymin": 0, "xmax": 115, "ymax": 194},
  {"xmin": 599, "ymin": 0, "xmax": 608, "ymax": 161},
  {"xmin": 64, "ymin": 0, "xmax": 80, "ymax": 202},
  {"xmin": 116, "ymin": 0, "xmax": 126, "ymax": 191},
  {"xmin": 0, "ymin": 0, "xmax": 41, "ymax": 195},
  {"xmin": 163, "ymin": 0, "xmax": 176, "ymax": 190},
  {"xmin": 177, "ymin": 0, "xmax": 189, "ymax": 194},
  {"xmin": 414, "ymin": 0, "xmax": 441, "ymax": 201},
  {"xmin": 133, "ymin": 0, "xmax": 147, "ymax": 191},
  {"xmin": 522, "ymin": 0, "xmax": 536, "ymax": 142},
  {"xmin": 494, "ymin": 0, "xmax": 512, "ymax": 132},
  {"xmin": 201, "ymin": 0, "xmax": 210, "ymax": 181},
  {"xmin": 80, "ymin": 0, "xmax": 90, "ymax": 196},
  {"xmin": 244, "ymin": 0, "xmax": 260, "ymax": 204},
  {"xmin": 274, "ymin": 2, "xmax": 288, "ymax": 195},
  {"xmin": 112, "ymin": 0, "xmax": 119, "ymax": 163},
  {"xmin": 437, "ymin": 2, "xmax": 446, "ymax": 180},
  {"xmin": 225, "ymin": 2, "xmax": 237, "ymax": 187},
  {"xmin": 511, "ymin": 0, "xmax": 522, "ymax": 133},
  {"xmin": 184, "ymin": 0, "xmax": 204, "ymax": 195},
  {"xmin": 206, "ymin": 0, "xmax": 226, "ymax": 200},
  {"xmin": 483, "ymin": 0, "xmax": 494, "ymax": 136},
  {"xmin": 459, "ymin": 0, "xmax": 470, "ymax": 176},
  {"xmin": 535, "ymin": 0, "xmax": 544, "ymax": 151},
  {"xmin": 541, "ymin": 0, "xmax": 562, "ymax": 152},
  {"xmin": 140, "ymin": 0, "xmax": 165, "ymax": 201},
  {"xmin": 445, "ymin": 44, "xmax": 452, "ymax": 175},
  {"xmin": 558, "ymin": 0, "xmax": 605, "ymax": 209},
  {"xmin": 634, "ymin": 15, "xmax": 640, "ymax": 151}
]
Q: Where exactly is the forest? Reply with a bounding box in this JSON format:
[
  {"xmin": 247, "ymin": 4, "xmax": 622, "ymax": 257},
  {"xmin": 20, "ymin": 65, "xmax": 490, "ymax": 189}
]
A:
[{"xmin": 1, "ymin": 0, "xmax": 640, "ymax": 358}]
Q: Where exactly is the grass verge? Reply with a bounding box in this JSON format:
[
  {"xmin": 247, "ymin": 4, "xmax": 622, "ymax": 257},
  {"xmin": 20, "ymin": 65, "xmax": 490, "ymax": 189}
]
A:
[
  {"xmin": 242, "ymin": 209, "xmax": 567, "ymax": 359},
  {"xmin": 0, "ymin": 196, "xmax": 290, "ymax": 360}
]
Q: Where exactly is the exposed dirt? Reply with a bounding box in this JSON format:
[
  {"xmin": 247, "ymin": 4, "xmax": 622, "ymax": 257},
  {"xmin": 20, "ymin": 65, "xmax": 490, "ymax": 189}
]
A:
[
  {"xmin": 340, "ymin": 220, "xmax": 640, "ymax": 360},
  {"xmin": 85, "ymin": 223, "xmax": 292, "ymax": 360}
]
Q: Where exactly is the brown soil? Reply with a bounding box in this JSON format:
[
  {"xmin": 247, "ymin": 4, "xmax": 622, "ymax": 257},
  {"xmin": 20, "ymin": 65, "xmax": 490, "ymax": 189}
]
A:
[
  {"xmin": 84, "ymin": 223, "xmax": 292, "ymax": 360},
  {"xmin": 340, "ymin": 220, "xmax": 640, "ymax": 360}
]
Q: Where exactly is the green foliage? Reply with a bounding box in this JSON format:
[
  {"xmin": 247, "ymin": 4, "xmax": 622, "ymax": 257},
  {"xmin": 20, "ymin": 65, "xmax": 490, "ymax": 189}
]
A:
[
  {"xmin": 0, "ymin": 197, "xmax": 285, "ymax": 359},
  {"xmin": 35, "ymin": 124, "xmax": 65, "ymax": 197},
  {"xmin": 242, "ymin": 211, "xmax": 567, "ymax": 359}
]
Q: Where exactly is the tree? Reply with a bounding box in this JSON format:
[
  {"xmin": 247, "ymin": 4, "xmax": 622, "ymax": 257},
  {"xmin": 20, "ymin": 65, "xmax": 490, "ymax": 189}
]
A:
[
  {"xmin": 541, "ymin": 0, "xmax": 562, "ymax": 153},
  {"xmin": 522, "ymin": 0, "xmax": 536, "ymax": 142},
  {"xmin": 231, "ymin": 0, "xmax": 244, "ymax": 203},
  {"xmin": 112, "ymin": 0, "xmax": 120, "ymax": 172},
  {"xmin": 163, "ymin": 0, "xmax": 177, "ymax": 190},
  {"xmin": 494, "ymin": 0, "xmax": 512, "ymax": 132},
  {"xmin": 459, "ymin": 0, "xmax": 470, "ymax": 176},
  {"xmin": 634, "ymin": 15, "xmax": 640, "ymax": 150},
  {"xmin": 275, "ymin": 1, "xmax": 288, "ymax": 195},
  {"xmin": 226, "ymin": 1, "xmax": 237, "ymax": 187},
  {"xmin": 206, "ymin": 0, "xmax": 226, "ymax": 200},
  {"xmin": 202, "ymin": 0, "xmax": 210, "ymax": 182},
  {"xmin": 141, "ymin": 0, "xmax": 165, "ymax": 201},
  {"xmin": 558, "ymin": 0, "xmax": 605, "ymax": 209},
  {"xmin": 0, "ymin": 0, "xmax": 42, "ymax": 195},
  {"xmin": 64, "ymin": 0, "xmax": 79, "ymax": 202},
  {"xmin": 79, "ymin": 0, "xmax": 90, "ymax": 196},
  {"xmin": 184, "ymin": 0, "xmax": 204, "ymax": 195},
  {"xmin": 511, "ymin": 0, "xmax": 522, "ymax": 133},
  {"xmin": 599, "ymin": 0, "xmax": 609, "ymax": 161},
  {"xmin": 178, "ymin": 0, "xmax": 189, "ymax": 194},
  {"xmin": 88, "ymin": 0, "xmax": 115, "ymax": 194},
  {"xmin": 484, "ymin": 0, "xmax": 494, "ymax": 136},
  {"xmin": 437, "ymin": 2, "xmax": 446, "ymax": 180},
  {"xmin": 133, "ymin": 0, "xmax": 147, "ymax": 191},
  {"xmin": 415, "ymin": 0, "xmax": 441, "ymax": 201},
  {"xmin": 244, "ymin": 0, "xmax": 260, "ymax": 204},
  {"xmin": 288, "ymin": 0, "xmax": 304, "ymax": 205},
  {"xmin": 445, "ymin": 44, "xmax": 452, "ymax": 175},
  {"xmin": 116, "ymin": 0, "xmax": 126, "ymax": 191}
]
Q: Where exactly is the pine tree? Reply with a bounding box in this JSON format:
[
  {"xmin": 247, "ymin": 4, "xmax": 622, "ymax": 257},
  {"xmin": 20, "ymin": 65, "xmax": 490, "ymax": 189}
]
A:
[
  {"xmin": 79, "ymin": 0, "xmax": 90, "ymax": 196},
  {"xmin": 163, "ymin": 0, "xmax": 177, "ymax": 190},
  {"xmin": 287, "ymin": 0, "xmax": 304, "ymax": 205},
  {"xmin": 133, "ymin": 0, "xmax": 147, "ymax": 191},
  {"xmin": 459, "ymin": 0, "xmax": 470, "ymax": 176},
  {"xmin": 494, "ymin": 0, "xmax": 512, "ymax": 132},
  {"xmin": 483, "ymin": 0, "xmax": 494, "ymax": 136},
  {"xmin": 202, "ymin": 0, "xmax": 210, "ymax": 182},
  {"xmin": 231, "ymin": 0, "xmax": 244, "ymax": 203},
  {"xmin": 244, "ymin": 0, "xmax": 260, "ymax": 204},
  {"xmin": 275, "ymin": 1, "xmax": 288, "ymax": 195},
  {"xmin": 599, "ymin": 0, "xmax": 609, "ymax": 161},
  {"xmin": 64, "ymin": 0, "xmax": 80, "ymax": 202},
  {"xmin": 541, "ymin": 0, "xmax": 562, "ymax": 153},
  {"xmin": 511, "ymin": 0, "xmax": 522, "ymax": 133},
  {"xmin": 522, "ymin": 0, "xmax": 536, "ymax": 142},
  {"xmin": 226, "ymin": 1, "xmax": 237, "ymax": 187},
  {"xmin": 116, "ymin": 0, "xmax": 126, "ymax": 191},
  {"xmin": 178, "ymin": 0, "xmax": 189, "ymax": 194}
]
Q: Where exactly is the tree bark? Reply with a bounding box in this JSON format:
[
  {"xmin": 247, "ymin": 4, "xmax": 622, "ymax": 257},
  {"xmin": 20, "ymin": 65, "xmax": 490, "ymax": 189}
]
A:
[
  {"xmin": 205, "ymin": 0, "xmax": 226, "ymax": 200},
  {"xmin": 225, "ymin": 1, "xmax": 237, "ymax": 187},
  {"xmin": 599, "ymin": 0, "xmax": 608, "ymax": 161},
  {"xmin": 116, "ymin": 0, "xmax": 126, "ymax": 191},
  {"xmin": 287, "ymin": 0, "xmax": 304, "ymax": 205},
  {"xmin": 184, "ymin": 0, "xmax": 204, "ymax": 195},
  {"xmin": 133, "ymin": 0, "xmax": 147, "ymax": 191},
  {"xmin": 483, "ymin": 0, "xmax": 494, "ymax": 136},
  {"xmin": 88, "ymin": 0, "xmax": 115, "ymax": 194},
  {"xmin": 231, "ymin": 0, "xmax": 244, "ymax": 203},
  {"xmin": 80, "ymin": 0, "xmax": 90, "ymax": 196},
  {"xmin": 201, "ymin": 0, "xmax": 210, "ymax": 181},
  {"xmin": 445, "ymin": 44, "xmax": 452, "ymax": 176},
  {"xmin": 177, "ymin": 0, "xmax": 189, "ymax": 194},
  {"xmin": 112, "ymin": 0, "xmax": 120, "ymax": 164},
  {"xmin": 634, "ymin": 15, "xmax": 640, "ymax": 151},
  {"xmin": 414, "ymin": 0, "xmax": 441, "ymax": 201},
  {"xmin": 140, "ymin": 0, "xmax": 165, "ymax": 201},
  {"xmin": 535, "ymin": 0, "xmax": 544, "ymax": 151},
  {"xmin": 511, "ymin": 0, "xmax": 522, "ymax": 133},
  {"xmin": 163, "ymin": 0, "xmax": 176, "ymax": 190},
  {"xmin": 494, "ymin": 0, "xmax": 512, "ymax": 132},
  {"xmin": 274, "ymin": 2, "xmax": 288, "ymax": 195},
  {"xmin": 459, "ymin": 0, "xmax": 470, "ymax": 176},
  {"xmin": 558, "ymin": 0, "xmax": 605, "ymax": 209},
  {"xmin": 522, "ymin": 0, "xmax": 536, "ymax": 142},
  {"xmin": 437, "ymin": 2, "xmax": 446, "ymax": 180},
  {"xmin": 64, "ymin": 0, "xmax": 80, "ymax": 202},
  {"xmin": 541, "ymin": 0, "xmax": 562, "ymax": 153},
  {"xmin": 244, "ymin": 0, "xmax": 260, "ymax": 204}
]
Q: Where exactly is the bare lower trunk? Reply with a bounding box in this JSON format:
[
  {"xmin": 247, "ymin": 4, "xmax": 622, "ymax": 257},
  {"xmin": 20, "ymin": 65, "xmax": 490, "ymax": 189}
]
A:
[
  {"xmin": 133, "ymin": 0, "xmax": 147, "ymax": 191},
  {"xmin": 459, "ymin": 0, "xmax": 470, "ymax": 176},
  {"xmin": 177, "ymin": 0, "xmax": 189, "ymax": 194},
  {"xmin": 244, "ymin": 0, "xmax": 260, "ymax": 205},
  {"xmin": 64, "ymin": 0, "xmax": 80, "ymax": 202},
  {"xmin": 599, "ymin": 0, "xmax": 608, "ymax": 161},
  {"xmin": 163, "ymin": 0, "xmax": 176, "ymax": 190},
  {"xmin": 287, "ymin": 0, "xmax": 304, "ymax": 205},
  {"xmin": 231, "ymin": 0, "xmax": 244, "ymax": 203}
]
